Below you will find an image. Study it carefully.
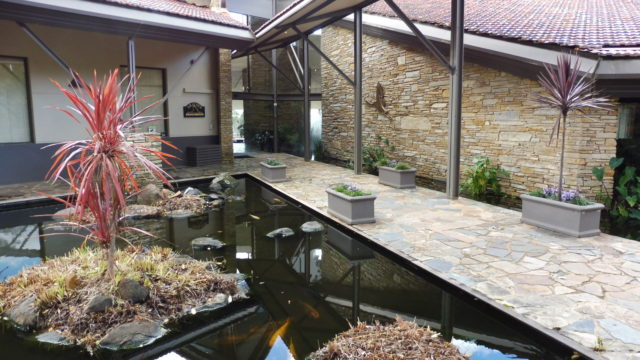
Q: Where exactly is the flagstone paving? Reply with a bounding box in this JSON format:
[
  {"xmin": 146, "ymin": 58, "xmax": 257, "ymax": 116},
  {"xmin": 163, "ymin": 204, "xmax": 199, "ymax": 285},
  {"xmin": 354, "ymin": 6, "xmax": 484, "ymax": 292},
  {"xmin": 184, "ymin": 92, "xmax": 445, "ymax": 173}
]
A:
[
  {"xmin": 3, "ymin": 153, "xmax": 640, "ymax": 359},
  {"xmin": 244, "ymin": 153, "xmax": 640, "ymax": 360}
]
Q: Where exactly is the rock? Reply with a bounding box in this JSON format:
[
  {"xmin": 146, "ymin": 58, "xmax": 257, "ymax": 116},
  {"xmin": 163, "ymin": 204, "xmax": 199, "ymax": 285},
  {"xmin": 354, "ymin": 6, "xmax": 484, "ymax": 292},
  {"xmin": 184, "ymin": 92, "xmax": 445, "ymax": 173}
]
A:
[
  {"xmin": 99, "ymin": 320, "xmax": 166, "ymax": 351},
  {"xmin": 137, "ymin": 184, "xmax": 162, "ymax": 205},
  {"xmin": 209, "ymin": 173, "xmax": 237, "ymax": 192},
  {"xmin": 36, "ymin": 331, "xmax": 72, "ymax": 346},
  {"xmin": 6, "ymin": 295, "xmax": 38, "ymax": 330},
  {"xmin": 301, "ymin": 221, "xmax": 324, "ymax": 233},
  {"xmin": 123, "ymin": 205, "xmax": 161, "ymax": 220},
  {"xmin": 85, "ymin": 295, "xmax": 114, "ymax": 313},
  {"xmin": 117, "ymin": 279, "xmax": 149, "ymax": 304},
  {"xmin": 266, "ymin": 227, "xmax": 295, "ymax": 239},
  {"xmin": 183, "ymin": 187, "xmax": 203, "ymax": 196},
  {"xmin": 208, "ymin": 193, "xmax": 222, "ymax": 200},
  {"xmin": 193, "ymin": 293, "xmax": 229, "ymax": 313},
  {"xmin": 160, "ymin": 189, "xmax": 174, "ymax": 199},
  {"xmin": 191, "ymin": 237, "xmax": 226, "ymax": 251},
  {"xmin": 166, "ymin": 210, "xmax": 196, "ymax": 218},
  {"xmin": 173, "ymin": 254, "xmax": 193, "ymax": 266}
]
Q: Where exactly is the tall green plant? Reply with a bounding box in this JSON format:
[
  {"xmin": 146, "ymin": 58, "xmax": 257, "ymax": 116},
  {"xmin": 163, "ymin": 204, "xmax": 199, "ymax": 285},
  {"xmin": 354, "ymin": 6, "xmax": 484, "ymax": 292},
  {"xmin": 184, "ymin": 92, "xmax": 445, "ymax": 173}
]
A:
[
  {"xmin": 461, "ymin": 156, "xmax": 509, "ymax": 199},
  {"xmin": 593, "ymin": 157, "xmax": 640, "ymax": 219},
  {"xmin": 45, "ymin": 70, "xmax": 176, "ymax": 280},
  {"xmin": 535, "ymin": 54, "xmax": 610, "ymax": 198}
]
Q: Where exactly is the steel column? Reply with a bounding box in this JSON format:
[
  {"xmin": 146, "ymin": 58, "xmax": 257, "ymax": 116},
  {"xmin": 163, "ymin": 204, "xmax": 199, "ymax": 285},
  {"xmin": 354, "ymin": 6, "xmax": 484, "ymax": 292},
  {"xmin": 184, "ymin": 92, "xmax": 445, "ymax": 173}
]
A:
[
  {"xmin": 446, "ymin": 0, "xmax": 464, "ymax": 199},
  {"xmin": 303, "ymin": 35, "xmax": 311, "ymax": 161},
  {"xmin": 354, "ymin": 9, "xmax": 363, "ymax": 174},
  {"xmin": 127, "ymin": 37, "xmax": 137, "ymax": 115},
  {"xmin": 272, "ymin": 49, "xmax": 279, "ymax": 152}
]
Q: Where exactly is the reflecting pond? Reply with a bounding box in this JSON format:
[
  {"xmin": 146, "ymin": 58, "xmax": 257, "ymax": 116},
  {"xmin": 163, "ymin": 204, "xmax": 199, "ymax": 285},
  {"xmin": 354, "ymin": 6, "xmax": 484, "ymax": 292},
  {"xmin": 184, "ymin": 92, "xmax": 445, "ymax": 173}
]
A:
[{"xmin": 0, "ymin": 177, "xmax": 577, "ymax": 359}]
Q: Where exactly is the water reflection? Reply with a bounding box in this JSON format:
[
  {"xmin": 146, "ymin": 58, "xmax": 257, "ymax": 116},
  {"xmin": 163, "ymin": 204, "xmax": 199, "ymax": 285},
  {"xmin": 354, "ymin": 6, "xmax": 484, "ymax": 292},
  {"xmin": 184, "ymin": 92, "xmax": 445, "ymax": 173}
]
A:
[{"xmin": 0, "ymin": 178, "xmax": 572, "ymax": 360}]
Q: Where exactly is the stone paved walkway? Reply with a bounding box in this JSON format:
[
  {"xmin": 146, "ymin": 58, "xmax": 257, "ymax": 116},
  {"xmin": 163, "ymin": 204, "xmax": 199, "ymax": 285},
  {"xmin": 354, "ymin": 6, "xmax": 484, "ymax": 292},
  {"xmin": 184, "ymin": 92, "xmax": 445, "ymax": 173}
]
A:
[
  {"xmin": 2, "ymin": 153, "xmax": 640, "ymax": 359},
  {"xmin": 247, "ymin": 154, "xmax": 639, "ymax": 360}
]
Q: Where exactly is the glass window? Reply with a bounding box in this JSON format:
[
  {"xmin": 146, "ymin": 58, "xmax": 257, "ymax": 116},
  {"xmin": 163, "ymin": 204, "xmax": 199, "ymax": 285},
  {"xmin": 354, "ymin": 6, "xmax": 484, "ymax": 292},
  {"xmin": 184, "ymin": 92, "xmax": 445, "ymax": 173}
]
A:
[
  {"xmin": 618, "ymin": 102, "xmax": 639, "ymax": 139},
  {"xmin": 120, "ymin": 66, "xmax": 167, "ymax": 135},
  {"xmin": 0, "ymin": 57, "xmax": 30, "ymax": 143}
]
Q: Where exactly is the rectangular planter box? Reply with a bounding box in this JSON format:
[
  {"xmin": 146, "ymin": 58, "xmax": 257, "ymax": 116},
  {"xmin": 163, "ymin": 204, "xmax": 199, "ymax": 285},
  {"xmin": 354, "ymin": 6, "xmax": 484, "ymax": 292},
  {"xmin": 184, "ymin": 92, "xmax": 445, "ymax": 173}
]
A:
[
  {"xmin": 378, "ymin": 166, "xmax": 416, "ymax": 189},
  {"xmin": 326, "ymin": 188, "xmax": 376, "ymax": 225},
  {"xmin": 260, "ymin": 162, "xmax": 288, "ymax": 183},
  {"xmin": 520, "ymin": 194, "xmax": 604, "ymax": 237}
]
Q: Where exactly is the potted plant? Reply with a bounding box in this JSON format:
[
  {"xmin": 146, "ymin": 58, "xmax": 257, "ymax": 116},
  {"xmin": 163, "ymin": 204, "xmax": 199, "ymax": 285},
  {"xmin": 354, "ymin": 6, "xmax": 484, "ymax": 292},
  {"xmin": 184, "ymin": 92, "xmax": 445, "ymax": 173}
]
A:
[
  {"xmin": 260, "ymin": 158, "xmax": 288, "ymax": 183},
  {"xmin": 326, "ymin": 184, "xmax": 376, "ymax": 224},
  {"xmin": 378, "ymin": 160, "xmax": 416, "ymax": 189},
  {"xmin": 521, "ymin": 53, "xmax": 610, "ymax": 237}
]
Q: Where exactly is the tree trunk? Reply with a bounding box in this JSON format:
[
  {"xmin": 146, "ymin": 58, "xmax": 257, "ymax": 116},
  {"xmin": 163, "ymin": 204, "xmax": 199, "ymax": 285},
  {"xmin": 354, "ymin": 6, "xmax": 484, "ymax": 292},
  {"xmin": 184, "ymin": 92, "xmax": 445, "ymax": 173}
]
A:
[{"xmin": 558, "ymin": 114, "xmax": 567, "ymax": 199}]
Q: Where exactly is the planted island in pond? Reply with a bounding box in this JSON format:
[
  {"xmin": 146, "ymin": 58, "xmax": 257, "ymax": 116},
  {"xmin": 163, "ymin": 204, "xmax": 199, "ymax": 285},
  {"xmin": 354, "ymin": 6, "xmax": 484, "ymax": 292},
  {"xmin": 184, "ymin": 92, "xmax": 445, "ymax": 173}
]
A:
[
  {"xmin": 0, "ymin": 69, "xmax": 246, "ymax": 353},
  {"xmin": 260, "ymin": 158, "xmax": 288, "ymax": 183},
  {"xmin": 327, "ymin": 184, "xmax": 376, "ymax": 225},
  {"xmin": 523, "ymin": 53, "xmax": 610, "ymax": 237},
  {"xmin": 377, "ymin": 160, "xmax": 416, "ymax": 189}
]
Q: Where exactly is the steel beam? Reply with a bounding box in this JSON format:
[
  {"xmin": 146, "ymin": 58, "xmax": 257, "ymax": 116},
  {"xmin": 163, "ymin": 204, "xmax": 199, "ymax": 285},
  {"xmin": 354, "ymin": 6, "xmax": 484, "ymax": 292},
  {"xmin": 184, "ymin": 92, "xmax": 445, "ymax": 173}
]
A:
[
  {"xmin": 18, "ymin": 22, "xmax": 70, "ymax": 73},
  {"xmin": 293, "ymin": 26, "xmax": 354, "ymax": 87},
  {"xmin": 256, "ymin": 50, "xmax": 303, "ymax": 93},
  {"xmin": 303, "ymin": 35, "xmax": 311, "ymax": 161},
  {"xmin": 285, "ymin": 47, "xmax": 303, "ymax": 89},
  {"xmin": 383, "ymin": 0, "xmax": 452, "ymax": 72},
  {"xmin": 127, "ymin": 37, "xmax": 137, "ymax": 115},
  {"xmin": 446, "ymin": 0, "xmax": 464, "ymax": 199},
  {"xmin": 354, "ymin": 9, "xmax": 363, "ymax": 174}
]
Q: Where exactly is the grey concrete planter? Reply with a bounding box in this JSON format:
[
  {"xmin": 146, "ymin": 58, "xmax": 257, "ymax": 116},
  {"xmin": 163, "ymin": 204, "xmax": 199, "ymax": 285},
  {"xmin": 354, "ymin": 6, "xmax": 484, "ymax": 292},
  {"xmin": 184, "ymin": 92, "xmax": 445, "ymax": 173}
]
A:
[
  {"xmin": 260, "ymin": 162, "xmax": 288, "ymax": 183},
  {"xmin": 326, "ymin": 188, "xmax": 376, "ymax": 225},
  {"xmin": 520, "ymin": 194, "xmax": 604, "ymax": 237},
  {"xmin": 378, "ymin": 166, "xmax": 416, "ymax": 189}
]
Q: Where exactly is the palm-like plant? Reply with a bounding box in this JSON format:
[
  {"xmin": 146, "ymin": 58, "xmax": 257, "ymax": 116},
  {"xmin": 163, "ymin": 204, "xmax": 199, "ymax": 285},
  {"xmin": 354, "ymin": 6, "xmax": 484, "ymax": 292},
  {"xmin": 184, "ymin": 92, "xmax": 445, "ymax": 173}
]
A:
[
  {"xmin": 46, "ymin": 69, "xmax": 176, "ymax": 279},
  {"xmin": 535, "ymin": 53, "xmax": 611, "ymax": 199}
]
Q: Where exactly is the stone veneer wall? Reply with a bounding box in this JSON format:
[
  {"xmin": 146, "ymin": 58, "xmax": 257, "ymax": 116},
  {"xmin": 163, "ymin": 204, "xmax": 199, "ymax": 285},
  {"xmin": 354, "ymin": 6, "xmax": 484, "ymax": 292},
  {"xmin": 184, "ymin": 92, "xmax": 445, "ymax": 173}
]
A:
[
  {"xmin": 321, "ymin": 26, "xmax": 617, "ymax": 198},
  {"xmin": 126, "ymin": 134, "xmax": 163, "ymax": 186},
  {"xmin": 219, "ymin": 49, "xmax": 234, "ymax": 163}
]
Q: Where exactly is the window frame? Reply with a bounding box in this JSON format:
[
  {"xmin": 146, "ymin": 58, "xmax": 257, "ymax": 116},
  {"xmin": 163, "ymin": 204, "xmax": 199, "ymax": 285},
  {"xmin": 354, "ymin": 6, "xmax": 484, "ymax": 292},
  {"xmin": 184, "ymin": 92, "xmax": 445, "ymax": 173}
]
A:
[
  {"xmin": 0, "ymin": 55, "xmax": 34, "ymax": 144},
  {"xmin": 119, "ymin": 65, "xmax": 169, "ymax": 137}
]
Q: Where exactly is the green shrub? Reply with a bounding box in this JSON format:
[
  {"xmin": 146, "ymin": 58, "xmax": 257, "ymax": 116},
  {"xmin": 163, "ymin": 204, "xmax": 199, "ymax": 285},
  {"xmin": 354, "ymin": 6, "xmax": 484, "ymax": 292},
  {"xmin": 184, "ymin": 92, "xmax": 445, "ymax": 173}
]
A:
[
  {"xmin": 593, "ymin": 157, "xmax": 640, "ymax": 219},
  {"xmin": 333, "ymin": 184, "xmax": 371, "ymax": 197},
  {"xmin": 461, "ymin": 156, "xmax": 509, "ymax": 199},
  {"xmin": 393, "ymin": 162, "xmax": 412, "ymax": 170},
  {"xmin": 264, "ymin": 158, "xmax": 283, "ymax": 166}
]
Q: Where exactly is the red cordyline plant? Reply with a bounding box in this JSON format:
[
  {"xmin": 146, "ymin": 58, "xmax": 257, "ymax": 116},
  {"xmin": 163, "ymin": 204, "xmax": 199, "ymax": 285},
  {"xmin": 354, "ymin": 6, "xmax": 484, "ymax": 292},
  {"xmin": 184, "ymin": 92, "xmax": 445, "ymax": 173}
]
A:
[
  {"xmin": 534, "ymin": 53, "xmax": 611, "ymax": 199},
  {"xmin": 44, "ymin": 69, "xmax": 176, "ymax": 279}
]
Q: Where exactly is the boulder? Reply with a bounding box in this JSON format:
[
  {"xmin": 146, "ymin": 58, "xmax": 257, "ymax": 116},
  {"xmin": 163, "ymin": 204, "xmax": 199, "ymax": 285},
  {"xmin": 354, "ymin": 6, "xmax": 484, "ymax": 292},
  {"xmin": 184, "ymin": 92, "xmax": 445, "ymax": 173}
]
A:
[
  {"xmin": 191, "ymin": 237, "xmax": 226, "ymax": 251},
  {"xmin": 209, "ymin": 173, "xmax": 237, "ymax": 192},
  {"xmin": 117, "ymin": 279, "xmax": 149, "ymax": 304},
  {"xmin": 183, "ymin": 187, "xmax": 203, "ymax": 196},
  {"xmin": 36, "ymin": 331, "xmax": 72, "ymax": 346},
  {"xmin": 166, "ymin": 210, "xmax": 196, "ymax": 218},
  {"xmin": 85, "ymin": 295, "xmax": 115, "ymax": 313},
  {"xmin": 173, "ymin": 254, "xmax": 193, "ymax": 266},
  {"xmin": 301, "ymin": 221, "xmax": 324, "ymax": 233},
  {"xmin": 160, "ymin": 188, "xmax": 175, "ymax": 199},
  {"xmin": 6, "ymin": 295, "xmax": 38, "ymax": 330},
  {"xmin": 99, "ymin": 321, "xmax": 166, "ymax": 351},
  {"xmin": 123, "ymin": 205, "xmax": 162, "ymax": 220},
  {"xmin": 137, "ymin": 184, "xmax": 162, "ymax": 206},
  {"xmin": 266, "ymin": 227, "xmax": 295, "ymax": 239}
]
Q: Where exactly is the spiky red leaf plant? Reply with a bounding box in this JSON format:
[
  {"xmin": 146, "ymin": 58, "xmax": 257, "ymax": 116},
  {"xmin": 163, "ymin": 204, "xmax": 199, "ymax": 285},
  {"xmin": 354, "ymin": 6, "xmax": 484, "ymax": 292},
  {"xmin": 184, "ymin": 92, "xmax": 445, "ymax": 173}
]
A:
[
  {"xmin": 534, "ymin": 53, "xmax": 611, "ymax": 198},
  {"xmin": 44, "ymin": 69, "xmax": 177, "ymax": 279}
]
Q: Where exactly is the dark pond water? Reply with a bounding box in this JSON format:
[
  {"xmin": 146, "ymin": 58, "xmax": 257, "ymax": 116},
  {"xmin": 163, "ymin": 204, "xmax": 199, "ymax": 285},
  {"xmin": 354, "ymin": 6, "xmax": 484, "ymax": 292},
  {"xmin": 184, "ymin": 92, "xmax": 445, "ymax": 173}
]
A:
[{"xmin": 0, "ymin": 177, "xmax": 580, "ymax": 359}]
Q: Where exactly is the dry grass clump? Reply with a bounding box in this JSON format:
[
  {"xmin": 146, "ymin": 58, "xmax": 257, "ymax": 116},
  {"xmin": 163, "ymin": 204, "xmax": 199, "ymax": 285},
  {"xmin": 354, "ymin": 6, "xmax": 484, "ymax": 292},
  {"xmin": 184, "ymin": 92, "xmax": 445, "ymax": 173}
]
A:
[
  {"xmin": 308, "ymin": 318, "xmax": 468, "ymax": 360},
  {"xmin": 0, "ymin": 246, "xmax": 239, "ymax": 351},
  {"xmin": 157, "ymin": 194, "xmax": 207, "ymax": 215}
]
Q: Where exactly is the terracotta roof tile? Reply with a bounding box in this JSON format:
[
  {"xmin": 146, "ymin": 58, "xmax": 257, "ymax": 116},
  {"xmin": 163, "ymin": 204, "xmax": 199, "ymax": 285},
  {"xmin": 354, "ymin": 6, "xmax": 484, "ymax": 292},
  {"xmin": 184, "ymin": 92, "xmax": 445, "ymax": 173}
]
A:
[
  {"xmin": 102, "ymin": 0, "xmax": 249, "ymax": 29},
  {"xmin": 365, "ymin": 0, "xmax": 640, "ymax": 57}
]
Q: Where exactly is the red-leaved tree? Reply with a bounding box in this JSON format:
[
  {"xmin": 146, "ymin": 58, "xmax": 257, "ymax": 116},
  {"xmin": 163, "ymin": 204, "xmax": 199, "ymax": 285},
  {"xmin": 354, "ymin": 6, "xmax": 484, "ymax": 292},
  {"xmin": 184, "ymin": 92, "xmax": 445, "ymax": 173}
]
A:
[{"xmin": 46, "ymin": 70, "xmax": 176, "ymax": 279}]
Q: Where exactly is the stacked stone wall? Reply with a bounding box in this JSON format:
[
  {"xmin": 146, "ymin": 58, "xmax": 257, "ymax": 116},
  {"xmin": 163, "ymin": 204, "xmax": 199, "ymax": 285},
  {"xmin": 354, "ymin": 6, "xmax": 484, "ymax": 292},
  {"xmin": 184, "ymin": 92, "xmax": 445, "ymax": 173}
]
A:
[
  {"xmin": 219, "ymin": 49, "xmax": 234, "ymax": 162},
  {"xmin": 321, "ymin": 26, "xmax": 617, "ymax": 198}
]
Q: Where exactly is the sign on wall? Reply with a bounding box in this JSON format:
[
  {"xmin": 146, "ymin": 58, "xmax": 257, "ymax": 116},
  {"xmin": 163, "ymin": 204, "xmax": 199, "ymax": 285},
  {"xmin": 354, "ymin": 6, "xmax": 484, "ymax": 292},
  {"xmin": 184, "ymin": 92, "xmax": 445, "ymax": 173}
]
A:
[{"xmin": 183, "ymin": 102, "xmax": 205, "ymax": 118}]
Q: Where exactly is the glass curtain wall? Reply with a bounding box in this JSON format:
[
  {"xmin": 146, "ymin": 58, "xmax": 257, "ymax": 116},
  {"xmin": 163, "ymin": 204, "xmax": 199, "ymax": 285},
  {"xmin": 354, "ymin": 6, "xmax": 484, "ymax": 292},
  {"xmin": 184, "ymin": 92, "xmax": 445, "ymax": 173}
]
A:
[{"xmin": 230, "ymin": 1, "xmax": 322, "ymax": 157}]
